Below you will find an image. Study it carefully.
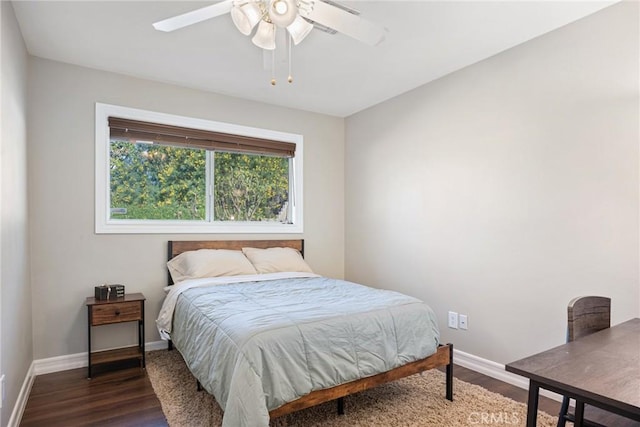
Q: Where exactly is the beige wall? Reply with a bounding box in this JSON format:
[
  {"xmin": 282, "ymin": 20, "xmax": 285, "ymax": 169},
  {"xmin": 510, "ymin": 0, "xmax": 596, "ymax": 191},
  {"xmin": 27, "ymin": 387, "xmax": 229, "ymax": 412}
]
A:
[
  {"xmin": 14, "ymin": 0, "xmax": 640, "ymax": 387},
  {"xmin": 345, "ymin": 1, "xmax": 639, "ymax": 363},
  {"xmin": 27, "ymin": 58, "xmax": 345, "ymax": 359},
  {"xmin": 1, "ymin": 1, "xmax": 32, "ymax": 424}
]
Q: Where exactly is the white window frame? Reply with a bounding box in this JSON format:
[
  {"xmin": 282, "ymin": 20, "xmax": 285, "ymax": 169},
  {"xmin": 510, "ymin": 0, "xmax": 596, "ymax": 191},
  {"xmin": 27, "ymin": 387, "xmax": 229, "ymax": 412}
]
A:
[{"xmin": 95, "ymin": 103, "xmax": 303, "ymax": 234}]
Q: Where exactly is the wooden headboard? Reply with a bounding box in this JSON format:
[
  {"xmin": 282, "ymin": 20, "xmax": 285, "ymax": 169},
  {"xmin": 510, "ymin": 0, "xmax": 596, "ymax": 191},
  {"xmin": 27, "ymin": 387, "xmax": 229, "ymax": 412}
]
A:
[{"xmin": 167, "ymin": 239, "xmax": 305, "ymax": 285}]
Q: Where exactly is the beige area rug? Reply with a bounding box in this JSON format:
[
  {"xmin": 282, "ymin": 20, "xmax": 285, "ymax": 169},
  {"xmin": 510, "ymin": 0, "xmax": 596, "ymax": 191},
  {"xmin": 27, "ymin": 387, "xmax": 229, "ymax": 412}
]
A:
[{"xmin": 146, "ymin": 350, "xmax": 557, "ymax": 427}]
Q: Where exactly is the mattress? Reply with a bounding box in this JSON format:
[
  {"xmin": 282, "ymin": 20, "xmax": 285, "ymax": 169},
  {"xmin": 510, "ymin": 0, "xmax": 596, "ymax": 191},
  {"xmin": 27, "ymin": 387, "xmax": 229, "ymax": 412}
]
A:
[{"xmin": 156, "ymin": 272, "xmax": 440, "ymax": 427}]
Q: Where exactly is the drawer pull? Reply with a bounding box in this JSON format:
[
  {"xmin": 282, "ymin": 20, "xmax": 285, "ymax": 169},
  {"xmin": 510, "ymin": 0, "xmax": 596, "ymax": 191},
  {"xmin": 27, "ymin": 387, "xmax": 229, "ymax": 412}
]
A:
[{"xmin": 115, "ymin": 309, "xmax": 121, "ymax": 316}]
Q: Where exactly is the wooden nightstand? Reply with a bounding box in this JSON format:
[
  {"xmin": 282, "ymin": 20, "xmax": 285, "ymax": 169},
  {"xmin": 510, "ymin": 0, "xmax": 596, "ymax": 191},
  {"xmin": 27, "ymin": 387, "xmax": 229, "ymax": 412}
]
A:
[{"xmin": 86, "ymin": 292, "xmax": 145, "ymax": 378}]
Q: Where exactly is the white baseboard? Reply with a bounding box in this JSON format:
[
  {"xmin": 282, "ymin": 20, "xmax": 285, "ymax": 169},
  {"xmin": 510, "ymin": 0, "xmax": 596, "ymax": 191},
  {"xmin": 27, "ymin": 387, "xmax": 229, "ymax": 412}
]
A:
[
  {"xmin": 12, "ymin": 342, "xmax": 560, "ymax": 425},
  {"xmin": 32, "ymin": 340, "xmax": 167, "ymax": 376},
  {"xmin": 453, "ymin": 348, "xmax": 564, "ymax": 403},
  {"xmin": 7, "ymin": 362, "xmax": 34, "ymax": 427}
]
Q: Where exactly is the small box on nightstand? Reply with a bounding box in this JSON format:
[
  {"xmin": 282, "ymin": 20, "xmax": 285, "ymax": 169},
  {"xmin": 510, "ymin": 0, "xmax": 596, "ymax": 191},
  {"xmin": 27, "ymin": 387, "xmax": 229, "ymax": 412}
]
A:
[{"xmin": 94, "ymin": 284, "xmax": 125, "ymax": 300}]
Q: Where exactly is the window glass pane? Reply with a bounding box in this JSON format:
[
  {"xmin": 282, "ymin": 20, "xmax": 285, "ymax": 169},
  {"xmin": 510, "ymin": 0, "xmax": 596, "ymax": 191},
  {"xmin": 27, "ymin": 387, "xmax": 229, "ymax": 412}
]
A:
[
  {"xmin": 214, "ymin": 152, "xmax": 289, "ymax": 222},
  {"xmin": 110, "ymin": 140, "xmax": 206, "ymax": 220}
]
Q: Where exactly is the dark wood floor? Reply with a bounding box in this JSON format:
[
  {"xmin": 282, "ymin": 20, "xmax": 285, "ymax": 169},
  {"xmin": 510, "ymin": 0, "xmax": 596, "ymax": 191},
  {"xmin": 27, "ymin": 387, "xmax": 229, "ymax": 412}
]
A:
[
  {"xmin": 20, "ymin": 363, "xmax": 166, "ymax": 427},
  {"xmin": 20, "ymin": 360, "xmax": 639, "ymax": 426}
]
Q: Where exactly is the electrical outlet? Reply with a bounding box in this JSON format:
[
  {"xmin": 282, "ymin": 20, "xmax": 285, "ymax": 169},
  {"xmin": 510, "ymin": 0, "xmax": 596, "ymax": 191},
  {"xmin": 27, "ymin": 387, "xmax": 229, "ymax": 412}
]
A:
[
  {"xmin": 448, "ymin": 311, "xmax": 458, "ymax": 329},
  {"xmin": 459, "ymin": 314, "xmax": 468, "ymax": 330}
]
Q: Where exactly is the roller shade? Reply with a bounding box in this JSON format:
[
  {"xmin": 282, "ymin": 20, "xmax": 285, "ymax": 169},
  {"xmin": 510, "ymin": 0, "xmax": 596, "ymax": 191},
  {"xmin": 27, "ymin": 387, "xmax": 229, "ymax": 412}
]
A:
[{"xmin": 109, "ymin": 117, "xmax": 296, "ymax": 158}]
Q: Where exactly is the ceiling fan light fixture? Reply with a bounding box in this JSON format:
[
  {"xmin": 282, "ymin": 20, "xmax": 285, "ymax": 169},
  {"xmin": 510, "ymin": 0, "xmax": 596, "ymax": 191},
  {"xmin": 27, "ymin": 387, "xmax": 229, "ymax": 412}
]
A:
[
  {"xmin": 286, "ymin": 15, "xmax": 313, "ymax": 45},
  {"xmin": 231, "ymin": 2, "xmax": 262, "ymax": 35},
  {"xmin": 152, "ymin": 0, "xmax": 388, "ymax": 86},
  {"xmin": 252, "ymin": 20, "xmax": 276, "ymax": 50},
  {"xmin": 268, "ymin": 0, "xmax": 297, "ymax": 28}
]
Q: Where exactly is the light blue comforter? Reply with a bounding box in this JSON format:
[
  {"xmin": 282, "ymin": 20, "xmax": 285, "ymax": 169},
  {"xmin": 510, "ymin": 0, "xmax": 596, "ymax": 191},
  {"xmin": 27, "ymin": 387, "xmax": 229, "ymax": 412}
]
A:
[{"xmin": 169, "ymin": 275, "xmax": 440, "ymax": 427}]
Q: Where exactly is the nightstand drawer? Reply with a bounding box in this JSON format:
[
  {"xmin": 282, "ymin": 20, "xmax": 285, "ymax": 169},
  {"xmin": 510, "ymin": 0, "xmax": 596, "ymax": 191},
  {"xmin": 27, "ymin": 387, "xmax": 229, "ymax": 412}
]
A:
[{"xmin": 91, "ymin": 301, "xmax": 142, "ymax": 326}]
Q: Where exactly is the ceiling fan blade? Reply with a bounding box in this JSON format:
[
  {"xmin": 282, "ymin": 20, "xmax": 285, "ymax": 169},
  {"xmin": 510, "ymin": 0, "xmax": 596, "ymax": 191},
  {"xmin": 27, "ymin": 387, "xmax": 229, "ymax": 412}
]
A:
[
  {"xmin": 301, "ymin": 1, "xmax": 387, "ymax": 46},
  {"xmin": 152, "ymin": 0, "xmax": 234, "ymax": 32}
]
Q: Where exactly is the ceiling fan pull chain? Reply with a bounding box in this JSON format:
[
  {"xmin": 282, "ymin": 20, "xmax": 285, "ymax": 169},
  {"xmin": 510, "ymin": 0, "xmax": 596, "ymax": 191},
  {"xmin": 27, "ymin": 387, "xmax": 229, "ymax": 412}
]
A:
[
  {"xmin": 288, "ymin": 33, "xmax": 293, "ymax": 83},
  {"xmin": 271, "ymin": 48, "xmax": 276, "ymax": 86}
]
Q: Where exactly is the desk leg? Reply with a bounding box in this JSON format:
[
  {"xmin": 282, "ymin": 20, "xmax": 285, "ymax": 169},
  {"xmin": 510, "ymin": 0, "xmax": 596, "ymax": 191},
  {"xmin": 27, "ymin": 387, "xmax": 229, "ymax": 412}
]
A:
[
  {"xmin": 526, "ymin": 380, "xmax": 540, "ymax": 427},
  {"xmin": 574, "ymin": 400, "xmax": 585, "ymax": 427}
]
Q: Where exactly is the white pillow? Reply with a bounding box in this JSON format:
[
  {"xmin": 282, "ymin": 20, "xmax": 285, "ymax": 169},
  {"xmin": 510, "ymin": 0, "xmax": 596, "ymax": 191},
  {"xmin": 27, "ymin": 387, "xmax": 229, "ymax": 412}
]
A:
[
  {"xmin": 242, "ymin": 247, "xmax": 313, "ymax": 274},
  {"xmin": 167, "ymin": 249, "xmax": 257, "ymax": 283}
]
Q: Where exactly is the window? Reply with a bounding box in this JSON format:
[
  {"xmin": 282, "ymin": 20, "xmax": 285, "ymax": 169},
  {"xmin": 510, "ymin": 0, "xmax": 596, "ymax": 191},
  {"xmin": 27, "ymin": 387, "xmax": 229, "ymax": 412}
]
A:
[{"xmin": 95, "ymin": 103, "xmax": 303, "ymax": 233}]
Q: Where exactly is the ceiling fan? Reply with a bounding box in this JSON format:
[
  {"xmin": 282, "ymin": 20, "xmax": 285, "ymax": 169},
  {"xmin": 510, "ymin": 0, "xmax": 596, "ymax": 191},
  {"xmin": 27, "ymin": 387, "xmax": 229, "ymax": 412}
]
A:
[{"xmin": 153, "ymin": 0, "xmax": 387, "ymax": 84}]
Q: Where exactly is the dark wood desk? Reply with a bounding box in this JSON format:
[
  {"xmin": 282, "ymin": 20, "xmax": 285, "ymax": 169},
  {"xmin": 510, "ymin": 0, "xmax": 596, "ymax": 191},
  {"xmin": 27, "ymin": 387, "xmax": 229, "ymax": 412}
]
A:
[{"xmin": 506, "ymin": 318, "xmax": 640, "ymax": 427}]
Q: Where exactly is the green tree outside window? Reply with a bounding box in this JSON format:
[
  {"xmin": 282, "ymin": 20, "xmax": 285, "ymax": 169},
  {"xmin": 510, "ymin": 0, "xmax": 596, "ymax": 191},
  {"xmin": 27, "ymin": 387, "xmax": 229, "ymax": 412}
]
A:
[{"xmin": 109, "ymin": 141, "xmax": 289, "ymax": 222}]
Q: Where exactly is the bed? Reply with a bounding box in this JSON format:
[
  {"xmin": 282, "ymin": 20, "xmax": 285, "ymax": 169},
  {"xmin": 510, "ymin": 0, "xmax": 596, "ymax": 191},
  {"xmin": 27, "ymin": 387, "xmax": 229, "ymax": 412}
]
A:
[{"xmin": 157, "ymin": 239, "xmax": 453, "ymax": 427}]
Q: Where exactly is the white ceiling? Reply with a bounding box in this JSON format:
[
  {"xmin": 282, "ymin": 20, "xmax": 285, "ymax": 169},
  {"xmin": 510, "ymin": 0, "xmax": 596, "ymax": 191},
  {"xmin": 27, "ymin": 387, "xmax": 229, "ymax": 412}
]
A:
[{"xmin": 12, "ymin": 1, "xmax": 616, "ymax": 117}]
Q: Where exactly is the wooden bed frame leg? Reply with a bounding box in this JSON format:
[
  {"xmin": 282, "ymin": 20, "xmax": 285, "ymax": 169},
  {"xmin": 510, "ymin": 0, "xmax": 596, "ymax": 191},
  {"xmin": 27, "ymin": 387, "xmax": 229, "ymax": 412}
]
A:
[
  {"xmin": 197, "ymin": 380, "xmax": 202, "ymax": 391},
  {"xmin": 337, "ymin": 397, "xmax": 345, "ymax": 415},
  {"xmin": 446, "ymin": 343, "xmax": 454, "ymax": 401},
  {"xmin": 168, "ymin": 340, "xmax": 173, "ymax": 351}
]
